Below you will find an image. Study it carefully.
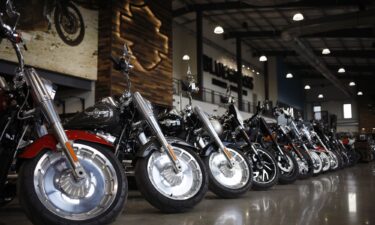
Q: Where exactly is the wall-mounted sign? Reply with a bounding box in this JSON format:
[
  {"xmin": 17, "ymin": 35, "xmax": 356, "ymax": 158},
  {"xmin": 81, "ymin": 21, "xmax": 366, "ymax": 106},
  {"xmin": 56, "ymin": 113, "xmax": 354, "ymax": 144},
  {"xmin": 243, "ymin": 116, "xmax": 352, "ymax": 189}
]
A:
[{"xmin": 203, "ymin": 54, "xmax": 254, "ymax": 90}]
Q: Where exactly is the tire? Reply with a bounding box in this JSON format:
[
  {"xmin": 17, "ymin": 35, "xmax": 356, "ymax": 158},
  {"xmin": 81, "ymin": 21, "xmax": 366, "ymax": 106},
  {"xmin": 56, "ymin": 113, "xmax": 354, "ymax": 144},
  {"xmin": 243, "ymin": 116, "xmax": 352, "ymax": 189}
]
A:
[
  {"xmin": 247, "ymin": 147, "xmax": 279, "ymax": 190},
  {"xmin": 54, "ymin": 3, "xmax": 85, "ymax": 46},
  {"xmin": 293, "ymin": 147, "xmax": 314, "ymax": 179},
  {"xmin": 18, "ymin": 142, "xmax": 128, "ymax": 225},
  {"xmin": 319, "ymin": 152, "xmax": 331, "ymax": 172},
  {"xmin": 135, "ymin": 142, "xmax": 208, "ymax": 213},
  {"xmin": 310, "ymin": 151, "xmax": 323, "ymax": 175},
  {"xmin": 276, "ymin": 150, "xmax": 299, "ymax": 184},
  {"xmin": 203, "ymin": 145, "xmax": 252, "ymax": 198},
  {"xmin": 327, "ymin": 151, "xmax": 339, "ymax": 171}
]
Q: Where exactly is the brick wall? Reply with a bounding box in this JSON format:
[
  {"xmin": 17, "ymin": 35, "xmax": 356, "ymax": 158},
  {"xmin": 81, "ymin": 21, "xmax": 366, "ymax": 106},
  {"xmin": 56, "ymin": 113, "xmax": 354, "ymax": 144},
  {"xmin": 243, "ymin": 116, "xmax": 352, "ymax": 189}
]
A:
[{"xmin": 96, "ymin": 0, "xmax": 173, "ymax": 106}]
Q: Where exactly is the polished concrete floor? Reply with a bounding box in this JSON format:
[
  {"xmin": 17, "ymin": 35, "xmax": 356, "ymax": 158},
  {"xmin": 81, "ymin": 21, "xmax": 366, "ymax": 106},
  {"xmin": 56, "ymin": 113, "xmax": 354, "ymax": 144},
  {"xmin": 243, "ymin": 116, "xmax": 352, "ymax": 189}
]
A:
[{"xmin": 1, "ymin": 163, "xmax": 374, "ymax": 225}]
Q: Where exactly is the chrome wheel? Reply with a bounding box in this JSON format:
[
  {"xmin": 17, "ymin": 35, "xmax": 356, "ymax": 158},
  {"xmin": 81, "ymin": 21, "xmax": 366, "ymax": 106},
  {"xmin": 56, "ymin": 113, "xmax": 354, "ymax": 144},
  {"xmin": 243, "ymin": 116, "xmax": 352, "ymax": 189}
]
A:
[
  {"xmin": 310, "ymin": 151, "xmax": 323, "ymax": 174},
  {"xmin": 208, "ymin": 148, "xmax": 250, "ymax": 189},
  {"xmin": 33, "ymin": 143, "xmax": 118, "ymax": 221},
  {"xmin": 328, "ymin": 151, "xmax": 339, "ymax": 170},
  {"xmin": 320, "ymin": 152, "xmax": 331, "ymax": 172},
  {"xmin": 292, "ymin": 152, "xmax": 309, "ymax": 175},
  {"xmin": 147, "ymin": 147, "xmax": 203, "ymax": 200}
]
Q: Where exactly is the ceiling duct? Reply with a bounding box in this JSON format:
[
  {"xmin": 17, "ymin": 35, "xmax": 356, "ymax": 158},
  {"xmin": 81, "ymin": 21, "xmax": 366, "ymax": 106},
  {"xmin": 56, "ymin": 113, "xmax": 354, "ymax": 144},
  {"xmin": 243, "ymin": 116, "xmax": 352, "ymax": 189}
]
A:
[{"xmin": 242, "ymin": 0, "xmax": 301, "ymax": 6}]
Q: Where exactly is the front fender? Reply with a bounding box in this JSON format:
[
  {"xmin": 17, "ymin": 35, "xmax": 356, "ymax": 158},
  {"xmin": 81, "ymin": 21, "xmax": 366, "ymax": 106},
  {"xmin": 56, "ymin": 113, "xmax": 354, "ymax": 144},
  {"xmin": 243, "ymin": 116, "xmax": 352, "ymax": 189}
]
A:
[
  {"xmin": 18, "ymin": 130, "xmax": 113, "ymax": 159},
  {"xmin": 136, "ymin": 137, "xmax": 199, "ymax": 158}
]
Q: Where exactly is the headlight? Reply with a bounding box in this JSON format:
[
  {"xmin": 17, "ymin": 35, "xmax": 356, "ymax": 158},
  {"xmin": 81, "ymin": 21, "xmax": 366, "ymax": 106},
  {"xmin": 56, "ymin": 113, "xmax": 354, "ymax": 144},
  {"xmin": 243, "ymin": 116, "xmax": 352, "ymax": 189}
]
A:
[
  {"xmin": 209, "ymin": 118, "xmax": 223, "ymax": 136},
  {"xmin": 42, "ymin": 78, "xmax": 56, "ymax": 100}
]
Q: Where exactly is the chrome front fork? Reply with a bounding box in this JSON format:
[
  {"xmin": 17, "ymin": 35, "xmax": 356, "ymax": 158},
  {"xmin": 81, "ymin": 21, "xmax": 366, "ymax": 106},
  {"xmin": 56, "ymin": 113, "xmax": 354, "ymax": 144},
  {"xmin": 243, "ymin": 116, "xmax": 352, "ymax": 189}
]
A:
[
  {"xmin": 133, "ymin": 92, "xmax": 182, "ymax": 173},
  {"xmin": 194, "ymin": 106, "xmax": 235, "ymax": 167},
  {"xmin": 25, "ymin": 68, "xmax": 86, "ymax": 180}
]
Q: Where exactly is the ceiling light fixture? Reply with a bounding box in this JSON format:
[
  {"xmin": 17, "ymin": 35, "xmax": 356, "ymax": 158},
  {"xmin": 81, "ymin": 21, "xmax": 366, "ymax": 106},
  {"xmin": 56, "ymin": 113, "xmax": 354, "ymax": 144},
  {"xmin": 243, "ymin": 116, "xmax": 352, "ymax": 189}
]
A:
[
  {"xmin": 338, "ymin": 67, "xmax": 345, "ymax": 73},
  {"xmin": 349, "ymin": 81, "xmax": 356, "ymax": 86},
  {"xmin": 259, "ymin": 55, "xmax": 267, "ymax": 62},
  {"xmin": 182, "ymin": 54, "xmax": 190, "ymax": 61},
  {"xmin": 322, "ymin": 48, "xmax": 331, "ymax": 55},
  {"xmin": 214, "ymin": 26, "xmax": 224, "ymax": 34},
  {"xmin": 304, "ymin": 85, "xmax": 311, "ymax": 90},
  {"xmin": 318, "ymin": 94, "xmax": 324, "ymax": 99},
  {"xmin": 256, "ymin": 72, "xmax": 260, "ymax": 75},
  {"xmin": 286, "ymin": 73, "xmax": 293, "ymax": 78},
  {"xmin": 293, "ymin": 13, "xmax": 304, "ymax": 21},
  {"xmin": 357, "ymin": 91, "xmax": 363, "ymax": 96}
]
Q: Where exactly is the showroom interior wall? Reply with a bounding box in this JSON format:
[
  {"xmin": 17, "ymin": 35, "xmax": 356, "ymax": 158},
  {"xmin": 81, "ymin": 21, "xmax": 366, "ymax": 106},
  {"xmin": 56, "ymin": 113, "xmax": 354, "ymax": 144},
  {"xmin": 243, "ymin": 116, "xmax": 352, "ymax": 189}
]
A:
[
  {"xmin": 173, "ymin": 18, "xmax": 279, "ymax": 114},
  {"xmin": 304, "ymin": 79, "xmax": 359, "ymax": 132}
]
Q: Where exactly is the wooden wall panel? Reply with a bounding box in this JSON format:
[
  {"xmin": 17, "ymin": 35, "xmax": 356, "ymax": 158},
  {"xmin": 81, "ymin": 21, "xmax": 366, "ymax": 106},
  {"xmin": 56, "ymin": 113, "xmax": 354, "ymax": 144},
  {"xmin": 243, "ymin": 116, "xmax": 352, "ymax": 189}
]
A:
[{"xmin": 97, "ymin": 0, "xmax": 173, "ymax": 106}]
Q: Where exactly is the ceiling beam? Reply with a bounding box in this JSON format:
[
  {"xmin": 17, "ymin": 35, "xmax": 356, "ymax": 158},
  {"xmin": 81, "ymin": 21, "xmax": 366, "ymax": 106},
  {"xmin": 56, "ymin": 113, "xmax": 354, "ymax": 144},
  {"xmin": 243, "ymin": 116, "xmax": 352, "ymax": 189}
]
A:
[
  {"xmin": 288, "ymin": 64, "xmax": 375, "ymax": 72},
  {"xmin": 224, "ymin": 28, "xmax": 375, "ymax": 39},
  {"xmin": 173, "ymin": 0, "xmax": 369, "ymax": 17},
  {"xmin": 252, "ymin": 50, "xmax": 375, "ymax": 58},
  {"xmin": 282, "ymin": 9, "xmax": 375, "ymax": 38}
]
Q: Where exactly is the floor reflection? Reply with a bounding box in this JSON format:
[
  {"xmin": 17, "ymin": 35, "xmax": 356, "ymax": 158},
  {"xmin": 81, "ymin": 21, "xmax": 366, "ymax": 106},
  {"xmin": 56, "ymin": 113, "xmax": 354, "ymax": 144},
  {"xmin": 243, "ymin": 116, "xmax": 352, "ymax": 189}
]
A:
[{"xmin": 0, "ymin": 163, "xmax": 374, "ymax": 225}]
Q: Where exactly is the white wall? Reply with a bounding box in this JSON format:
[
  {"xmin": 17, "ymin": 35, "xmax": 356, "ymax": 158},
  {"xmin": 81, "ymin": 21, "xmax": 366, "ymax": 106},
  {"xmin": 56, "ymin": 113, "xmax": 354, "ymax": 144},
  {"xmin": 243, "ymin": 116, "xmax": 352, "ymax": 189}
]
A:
[{"xmin": 172, "ymin": 20, "xmax": 275, "ymax": 104}]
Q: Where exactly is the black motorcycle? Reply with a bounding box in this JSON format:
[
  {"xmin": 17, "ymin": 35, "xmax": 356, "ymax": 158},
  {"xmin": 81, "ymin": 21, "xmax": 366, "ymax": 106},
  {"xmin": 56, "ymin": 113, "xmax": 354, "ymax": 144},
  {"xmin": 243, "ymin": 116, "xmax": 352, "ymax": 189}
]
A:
[
  {"xmin": 219, "ymin": 97, "xmax": 279, "ymax": 190},
  {"xmin": 244, "ymin": 103, "xmax": 299, "ymax": 184},
  {"xmin": 272, "ymin": 108, "xmax": 314, "ymax": 179},
  {"xmin": 0, "ymin": 2, "xmax": 127, "ymax": 224},
  {"xmin": 159, "ymin": 77, "xmax": 252, "ymax": 198},
  {"xmin": 65, "ymin": 45, "xmax": 208, "ymax": 213}
]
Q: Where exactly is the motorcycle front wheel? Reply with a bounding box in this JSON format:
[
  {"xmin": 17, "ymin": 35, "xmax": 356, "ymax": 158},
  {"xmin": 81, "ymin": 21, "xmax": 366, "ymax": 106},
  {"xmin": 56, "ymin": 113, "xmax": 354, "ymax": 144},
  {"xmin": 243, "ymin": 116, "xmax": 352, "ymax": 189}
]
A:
[
  {"xmin": 135, "ymin": 141, "xmax": 208, "ymax": 213},
  {"xmin": 319, "ymin": 152, "xmax": 331, "ymax": 172},
  {"xmin": 247, "ymin": 147, "xmax": 279, "ymax": 190},
  {"xmin": 310, "ymin": 151, "xmax": 323, "ymax": 175},
  {"xmin": 291, "ymin": 147, "xmax": 314, "ymax": 179},
  {"xmin": 276, "ymin": 150, "xmax": 299, "ymax": 184},
  {"xmin": 203, "ymin": 144, "xmax": 252, "ymax": 198},
  {"xmin": 18, "ymin": 142, "xmax": 128, "ymax": 225}
]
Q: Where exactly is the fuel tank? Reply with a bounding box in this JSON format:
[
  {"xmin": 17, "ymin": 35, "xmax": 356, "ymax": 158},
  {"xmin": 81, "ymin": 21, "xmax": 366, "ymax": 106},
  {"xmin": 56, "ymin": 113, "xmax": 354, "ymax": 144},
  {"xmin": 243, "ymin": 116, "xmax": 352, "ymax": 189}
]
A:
[{"xmin": 64, "ymin": 102, "xmax": 120, "ymax": 132}]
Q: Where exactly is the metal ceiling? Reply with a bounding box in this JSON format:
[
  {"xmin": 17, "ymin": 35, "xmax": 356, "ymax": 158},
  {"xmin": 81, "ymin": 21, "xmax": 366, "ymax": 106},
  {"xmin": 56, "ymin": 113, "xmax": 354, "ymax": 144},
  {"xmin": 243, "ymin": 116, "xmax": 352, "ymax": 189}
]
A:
[{"xmin": 173, "ymin": 0, "xmax": 375, "ymax": 97}]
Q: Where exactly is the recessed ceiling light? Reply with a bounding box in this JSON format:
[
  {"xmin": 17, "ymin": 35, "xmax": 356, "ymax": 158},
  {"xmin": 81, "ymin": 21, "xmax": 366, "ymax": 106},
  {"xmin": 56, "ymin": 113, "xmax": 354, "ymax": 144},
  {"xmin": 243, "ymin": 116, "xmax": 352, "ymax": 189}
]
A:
[
  {"xmin": 322, "ymin": 48, "xmax": 331, "ymax": 55},
  {"xmin": 357, "ymin": 91, "xmax": 363, "ymax": 96},
  {"xmin": 252, "ymin": 69, "xmax": 255, "ymax": 72},
  {"xmin": 214, "ymin": 26, "xmax": 224, "ymax": 34},
  {"xmin": 242, "ymin": 65, "xmax": 245, "ymax": 68},
  {"xmin": 259, "ymin": 55, "xmax": 267, "ymax": 62},
  {"xmin": 293, "ymin": 13, "xmax": 304, "ymax": 21},
  {"xmin": 338, "ymin": 67, "xmax": 345, "ymax": 73},
  {"xmin": 256, "ymin": 72, "xmax": 260, "ymax": 75},
  {"xmin": 247, "ymin": 67, "xmax": 250, "ymax": 70},
  {"xmin": 182, "ymin": 54, "xmax": 190, "ymax": 61},
  {"xmin": 286, "ymin": 73, "xmax": 293, "ymax": 78},
  {"xmin": 349, "ymin": 81, "xmax": 356, "ymax": 86},
  {"xmin": 318, "ymin": 94, "xmax": 324, "ymax": 99},
  {"xmin": 304, "ymin": 85, "xmax": 311, "ymax": 90}
]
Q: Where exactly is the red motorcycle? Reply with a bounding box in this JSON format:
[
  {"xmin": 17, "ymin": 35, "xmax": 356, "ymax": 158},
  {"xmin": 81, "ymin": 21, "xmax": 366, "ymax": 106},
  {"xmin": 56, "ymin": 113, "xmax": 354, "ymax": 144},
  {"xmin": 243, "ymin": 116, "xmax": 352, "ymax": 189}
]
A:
[{"xmin": 0, "ymin": 1, "xmax": 127, "ymax": 225}]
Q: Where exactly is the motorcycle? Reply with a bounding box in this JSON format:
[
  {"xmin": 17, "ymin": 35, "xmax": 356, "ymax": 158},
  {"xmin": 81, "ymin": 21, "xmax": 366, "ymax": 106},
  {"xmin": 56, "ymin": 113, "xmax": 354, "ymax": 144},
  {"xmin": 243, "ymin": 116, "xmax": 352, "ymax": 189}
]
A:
[
  {"xmin": 219, "ymin": 96, "xmax": 279, "ymax": 190},
  {"xmin": 65, "ymin": 45, "xmax": 208, "ymax": 212},
  {"xmin": 244, "ymin": 103, "xmax": 299, "ymax": 184},
  {"xmin": 0, "ymin": 2, "xmax": 127, "ymax": 225},
  {"xmin": 44, "ymin": 0, "xmax": 85, "ymax": 46},
  {"xmin": 298, "ymin": 121, "xmax": 339, "ymax": 172},
  {"xmin": 276, "ymin": 108, "xmax": 323, "ymax": 175},
  {"xmin": 159, "ymin": 76, "xmax": 252, "ymax": 198},
  {"xmin": 273, "ymin": 108, "xmax": 314, "ymax": 179}
]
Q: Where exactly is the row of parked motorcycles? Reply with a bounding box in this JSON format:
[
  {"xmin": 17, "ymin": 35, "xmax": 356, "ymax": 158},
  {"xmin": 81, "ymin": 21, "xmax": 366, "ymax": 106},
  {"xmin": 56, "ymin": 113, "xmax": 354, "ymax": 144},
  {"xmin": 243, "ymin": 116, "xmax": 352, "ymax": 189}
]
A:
[{"xmin": 0, "ymin": 2, "xmax": 359, "ymax": 225}]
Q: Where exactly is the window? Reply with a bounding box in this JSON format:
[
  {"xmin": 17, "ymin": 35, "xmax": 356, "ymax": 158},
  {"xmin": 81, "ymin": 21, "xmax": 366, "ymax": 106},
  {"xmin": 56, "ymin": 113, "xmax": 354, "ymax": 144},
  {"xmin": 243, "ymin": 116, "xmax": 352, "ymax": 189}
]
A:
[
  {"xmin": 313, "ymin": 106, "xmax": 321, "ymax": 120},
  {"xmin": 343, "ymin": 104, "xmax": 352, "ymax": 119}
]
